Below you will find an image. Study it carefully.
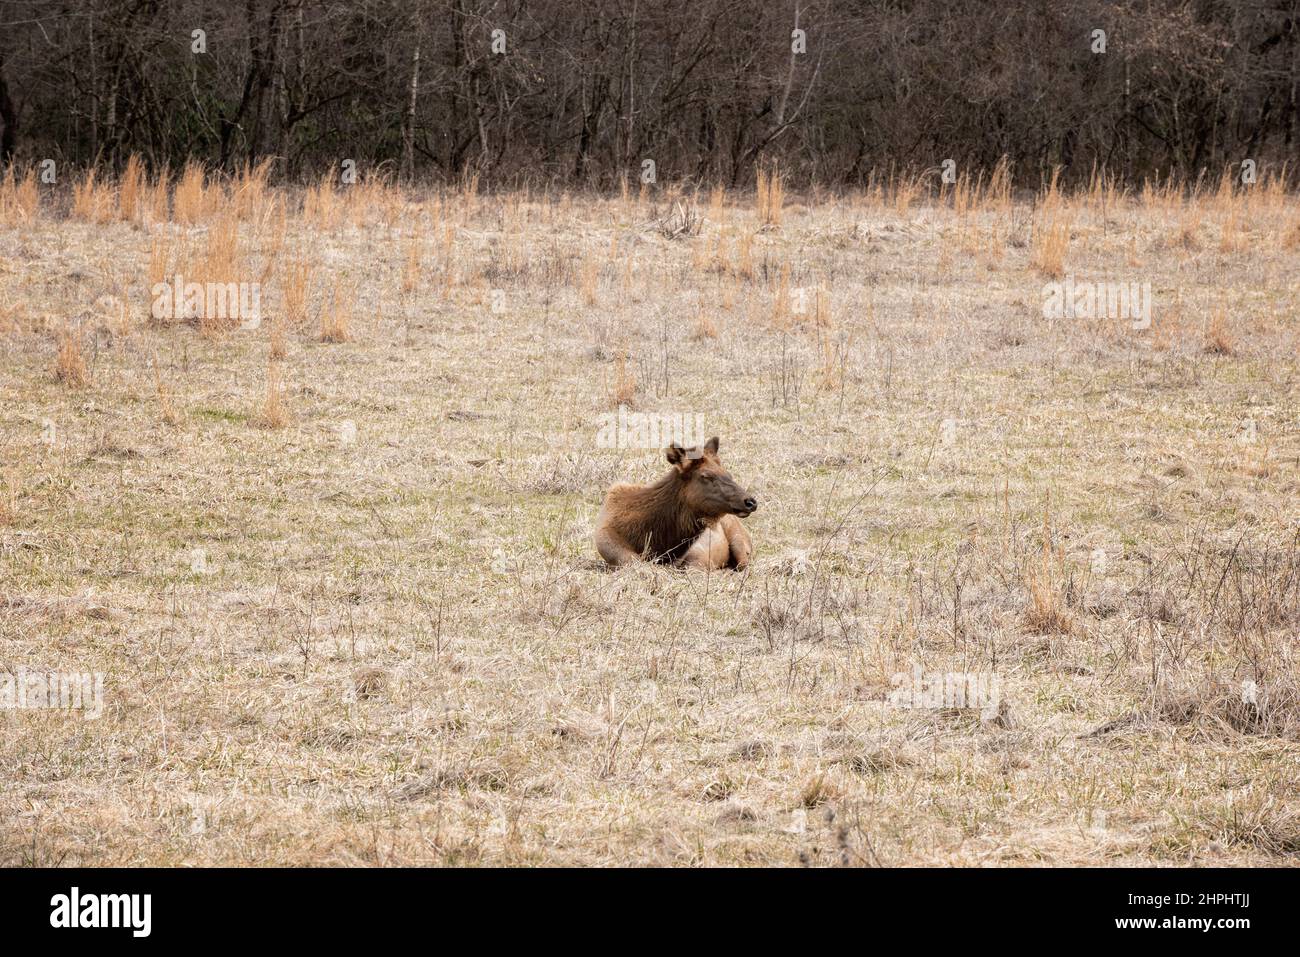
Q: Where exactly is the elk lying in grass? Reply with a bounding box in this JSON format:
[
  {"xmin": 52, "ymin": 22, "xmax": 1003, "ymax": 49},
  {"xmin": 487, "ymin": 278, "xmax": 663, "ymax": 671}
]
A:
[{"xmin": 594, "ymin": 436, "xmax": 757, "ymax": 570}]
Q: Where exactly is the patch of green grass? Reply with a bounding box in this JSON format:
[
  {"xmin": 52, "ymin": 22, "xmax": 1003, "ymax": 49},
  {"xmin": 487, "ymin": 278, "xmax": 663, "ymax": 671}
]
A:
[{"xmin": 192, "ymin": 407, "xmax": 247, "ymax": 424}]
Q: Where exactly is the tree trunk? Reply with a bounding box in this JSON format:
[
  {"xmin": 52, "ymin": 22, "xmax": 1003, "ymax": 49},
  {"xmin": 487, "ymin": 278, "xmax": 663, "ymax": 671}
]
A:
[
  {"xmin": 403, "ymin": 41, "xmax": 421, "ymax": 180},
  {"xmin": 0, "ymin": 46, "xmax": 16, "ymax": 166}
]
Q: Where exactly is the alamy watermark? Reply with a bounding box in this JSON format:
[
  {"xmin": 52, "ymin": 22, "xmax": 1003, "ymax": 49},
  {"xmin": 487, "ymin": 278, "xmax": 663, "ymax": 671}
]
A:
[
  {"xmin": 1241, "ymin": 680, "xmax": 1259, "ymax": 705},
  {"xmin": 1, "ymin": 668, "xmax": 104, "ymax": 719},
  {"xmin": 151, "ymin": 275, "xmax": 262, "ymax": 329},
  {"xmin": 1042, "ymin": 275, "xmax": 1152, "ymax": 330},
  {"xmin": 50, "ymin": 887, "xmax": 150, "ymax": 937},
  {"xmin": 888, "ymin": 665, "xmax": 1001, "ymax": 720},
  {"xmin": 596, "ymin": 406, "xmax": 704, "ymax": 450}
]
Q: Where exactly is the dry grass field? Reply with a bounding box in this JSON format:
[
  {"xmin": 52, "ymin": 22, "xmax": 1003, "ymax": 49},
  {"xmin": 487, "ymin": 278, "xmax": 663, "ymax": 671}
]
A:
[{"xmin": 1, "ymin": 164, "xmax": 1297, "ymax": 866}]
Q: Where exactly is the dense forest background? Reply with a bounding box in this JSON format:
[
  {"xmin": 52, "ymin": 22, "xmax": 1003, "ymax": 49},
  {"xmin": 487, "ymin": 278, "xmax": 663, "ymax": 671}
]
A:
[{"xmin": 1, "ymin": 0, "xmax": 1298, "ymax": 188}]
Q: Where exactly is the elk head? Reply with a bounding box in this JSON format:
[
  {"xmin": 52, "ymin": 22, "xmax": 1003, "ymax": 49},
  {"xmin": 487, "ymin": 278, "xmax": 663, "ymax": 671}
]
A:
[{"xmin": 665, "ymin": 436, "xmax": 758, "ymax": 520}]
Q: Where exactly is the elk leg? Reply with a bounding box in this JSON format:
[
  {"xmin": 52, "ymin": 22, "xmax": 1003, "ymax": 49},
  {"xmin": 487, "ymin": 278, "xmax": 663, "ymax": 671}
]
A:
[
  {"xmin": 719, "ymin": 514, "xmax": 753, "ymax": 570},
  {"xmin": 681, "ymin": 525, "xmax": 729, "ymax": 570},
  {"xmin": 595, "ymin": 526, "xmax": 642, "ymax": 567}
]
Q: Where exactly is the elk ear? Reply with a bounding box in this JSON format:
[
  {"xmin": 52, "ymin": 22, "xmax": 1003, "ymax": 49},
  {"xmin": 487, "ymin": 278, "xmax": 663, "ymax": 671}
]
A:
[
  {"xmin": 666, "ymin": 442, "xmax": 702, "ymax": 472},
  {"xmin": 704, "ymin": 436, "xmax": 720, "ymax": 455}
]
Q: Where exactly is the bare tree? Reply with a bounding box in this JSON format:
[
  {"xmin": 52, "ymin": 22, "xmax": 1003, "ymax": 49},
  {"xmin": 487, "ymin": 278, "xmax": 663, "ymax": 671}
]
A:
[{"xmin": 0, "ymin": 0, "xmax": 1295, "ymax": 187}]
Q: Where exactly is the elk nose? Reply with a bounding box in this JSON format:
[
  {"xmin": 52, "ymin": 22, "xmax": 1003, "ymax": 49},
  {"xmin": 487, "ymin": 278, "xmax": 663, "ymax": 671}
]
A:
[{"xmin": 743, "ymin": 497, "xmax": 758, "ymax": 512}]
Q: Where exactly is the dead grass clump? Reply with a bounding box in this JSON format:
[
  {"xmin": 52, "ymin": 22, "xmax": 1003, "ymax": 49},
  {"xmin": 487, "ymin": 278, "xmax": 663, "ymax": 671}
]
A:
[
  {"xmin": 257, "ymin": 199, "xmax": 287, "ymax": 286},
  {"xmin": 798, "ymin": 772, "xmax": 841, "ymax": 808},
  {"xmin": 756, "ymin": 164, "xmax": 784, "ymax": 227},
  {"xmin": 152, "ymin": 356, "xmax": 181, "ymax": 426},
  {"xmin": 1284, "ymin": 214, "xmax": 1300, "ymax": 250},
  {"xmin": 232, "ymin": 159, "xmax": 274, "ymax": 222},
  {"xmin": 0, "ymin": 472, "xmax": 18, "ymax": 526},
  {"xmin": 258, "ymin": 359, "xmax": 289, "ymax": 429},
  {"xmin": 949, "ymin": 172, "xmax": 974, "ymax": 217},
  {"xmin": 1174, "ymin": 207, "xmax": 1203, "ymax": 251},
  {"xmin": 71, "ymin": 168, "xmax": 114, "ymax": 224},
  {"xmin": 701, "ymin": 778, "xmax": 737, "ymax": 802},
  {"xmin": 346, "ymin": 173, "xmax": 398, "ymax": 229},
  {"xmin": 653, "ymin": 200, "xmax": 702, "ymax": 240},
  {"xmin": 0, "ymin": 166, "xmax": 40, "ymax": 222},
  {"xmin": 1205, "ymin": 679, "xmax": 1300, "ymax": 739},
  {"xmin": 1084, "ymin": 164, "xmax": 1127, "ymax": 216},
  {"xmin": 0, "ymin": 299, "xmax": 24, "ymax": 334},
  {"xmin": 118, "ymin": 154, "xmax": 145, "ymax": 223},
  {"xmin": 304, "ymin": 169, "xmax": 341, "ymax": 230},
  {"xmin": 610, "ymin": 353, "xmax": 638, "ymax": 408},
  {"xmin": 54, "ymin": 329, "xmax": 89, "ymax": 386},
  {"xmin": 691, "ymin": 308, "xmax": 718, "ymax": 341},
  {"xmin": 96, "ymin": 289, "xmax": 131, "ymax": 338},
  {"xmin": 517, "ymin": 451, "xmax": 617, "ymax": 496},
  {"xmin": 393, "ymin": 765, "xmax": 509, "ymax": 800},
  {"xmin": 318, "ymin": 277, "xmax": 355, "ymax": 343},
  {"xmin": 707, "ymin": 185, "xmax": 726, "ymax": 222},
  {"xmin": 1140, "ymin": 174, "xmax": 1185, "ymax": 213},
  {"xmin": 188, "ymin": 214, "xmax": 246, "ymax": 337},
  {"xmin": 144, "ymin": 167, "xmax": 171, "ymax": 222},
  {"xmin": 982, "ymin": 155, "xmax": 1014, "ymax": 212},
  {"xmin": 485, "ymin": 233, "xmax": 529, "ymax": 284},
  {"xmin": 282, "ymin": 257, "xmax": 313, "ymax": 329},
  {"xmin": 205, "ymin": 212, "xmax": 241, "ymax": 273},
  {"xmin": 1203, "ymin": 307, "xmax": 1235, "ymax": 355},
  {"xmin": 147, "ymin": 234, "xmax": 173, "ymax": 301},
  {"xmin": 351, "ymin": 667, "xmax": 389, "ymax": 700},
  {"xmin": 173, "ymin": 161, "xmax": 211, "ymax": 224},
  {"xmin": 1023, "ymin": 508, "xmax": 1074, "ymax": 635},
  {"xmin": 1031, "ymin": 213, "xmax": 1070, "ymax": 278},
  {"xmin": 1029, "ymin": 171, "xmax": 1073, "ymax": 277},
  {"xmin": 770, "ymin": 262, "xmax": 792, "ymax": 326},
  {"xmin": 892, "ymin": 170, "xmax": 923, "ymax": 214},
  {"xmin": 844, "ymin": 747, "xmax": 914, "ymax": 775},
  {"xmin": 578, "ymin": 255, "xmax": 599, "ymax": 306},
  {"xmin": 732, "ymin": 230, "xmax": 755, "ymax": 281},
  {"xmin": 199, "ymin": 213, "xmax": 242, "ymax": 286},
  {"xmin": 1209, "ymin": 794, "xmax": 1300, "ymax": 855},
  {"xmin": 535, "ymin": 244, "xmax": 576, "ymax": 287},
  {"xmin": 1160, "ymin": 788, "xmax": 1300, "ymax": 859},
  {"xmin": 401, "ymin": 236, "xmax": 424, "ymax": 294},
  {"xmin": 268, "ymin": 314, "xmax": 287, "ymax": 361},
  {"xmin": 1219, "ymin": 206, "xmax": 1248, "ymax": 253}
]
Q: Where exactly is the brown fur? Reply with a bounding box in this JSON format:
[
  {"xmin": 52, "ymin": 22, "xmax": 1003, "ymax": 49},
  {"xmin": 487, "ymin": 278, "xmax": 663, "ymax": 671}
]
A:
[{"xmin": 594, "ymin": 436, "xmax": 756, "ymax": 570}]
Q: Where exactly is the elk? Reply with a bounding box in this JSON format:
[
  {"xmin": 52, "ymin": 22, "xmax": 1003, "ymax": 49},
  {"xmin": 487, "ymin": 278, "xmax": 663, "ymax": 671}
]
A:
[{"xmin": 594, "ymin": 436, "xmax": 757, "ymax": 570}]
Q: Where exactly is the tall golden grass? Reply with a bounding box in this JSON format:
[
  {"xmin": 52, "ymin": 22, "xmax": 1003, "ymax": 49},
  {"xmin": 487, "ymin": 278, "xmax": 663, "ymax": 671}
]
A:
[
  {"xmin": 151, "ymin": 354, "xmax": 181, "ymax": 426},
  {"xmin": 401, "ymin": 234, "xmax": 424, "ymax": 294},
  {"xmin": 173, "ymin": 161, "xmax": 214, "ymax": 224},
  {"xmin": 118, "ymin": 154, "xmax": 145, "ymax": 224},
  {"xmin": 232, "ymin": 159, "xmax": 274, "ymax": 222},
  {"xmin": 610, "ymin": 352, "xmax": 637, "ymax": 407},
  {"xmin": 1030, "ymin": 171, "xmax": 1071, "ymax": 278},
  {"xmin": 3, "ymin": 158, "xmax": 1296, "ymax": 377},
  {"xmin": 259, "ymin": 358, "xmax": 289, "ymax": 428},
  {"xmin": 0, "ymin": 166, "xmax": 40, "ymax": 222},
  {"xmin": 304, "ymin": 169, "xmax": 341, "ymax": 230},
  {"xmin": 1024, "ymin": 504, "xmax": 1074, "ymax": 635},
  {"xmin": 318, "ymin": 276, "xmax": 355, "ymax": 343},
  {"xmin": 71, "ymin": 168, "xmax": 114, "ymax": 223},
  {"xmin": 756, "ymin": 164, "xmax": 784, "ymax": 227},
  {"xmin": 281, "ymin": 257, "xmax": 314, "ymax": 329},
  {"xmin": 54, "ymin": 328, "xmax": 89, "ymax": 386}
]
